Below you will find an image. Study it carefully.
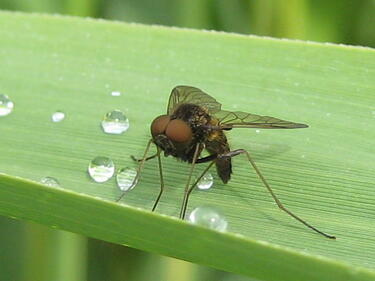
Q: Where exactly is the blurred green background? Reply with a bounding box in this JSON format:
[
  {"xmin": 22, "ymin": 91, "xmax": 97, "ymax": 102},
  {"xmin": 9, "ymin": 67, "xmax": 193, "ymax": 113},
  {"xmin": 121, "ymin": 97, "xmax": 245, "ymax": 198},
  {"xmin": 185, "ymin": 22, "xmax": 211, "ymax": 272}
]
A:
[
  {"xmin": 1, "ymin": 0, "xmax": 374, "ymax": 47},
  {"xmin": 0, "ymin": 1, "xmax": 374, "ymax": 281}
]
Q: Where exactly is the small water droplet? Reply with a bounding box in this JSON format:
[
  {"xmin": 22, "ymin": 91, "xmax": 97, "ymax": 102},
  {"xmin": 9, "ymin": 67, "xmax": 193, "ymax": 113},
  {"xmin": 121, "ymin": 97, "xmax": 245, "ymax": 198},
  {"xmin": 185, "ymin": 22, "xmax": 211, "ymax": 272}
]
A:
[
  {"xmin": 116, "ymin": 167, "xmax": 138, "ymax": 191},
  {"xmin": 326, "ymin": 112, "xmax": 331, "ymax": 117},
  {"xmin": 0, "ymin": 94, "xmax": 14, "ymax": 116},
  {"xmin": 197, "ymin": 173, "xmax": 213, "ymax": 190},
  {"xmin": 255, "ymin": 129, "xmax": 260, "ymax": 133},
  {"xmin": 88, "ymin": 156, "xmax": 115, "ymax": 183},
  {"xmin": 40, "ymin": 177, "xmax": 60, "ymax": 187},
  {"xmin": 51, "ymin": 111, "xmax": 65, "ymax": 122},
  {"xmin": 111, "ymin": 91, "xmax": 121, "ymax": 97},
  {"xmin": 101, "ymin": 110, "xmax": 129, "ymax": 134},
  {"xmin": 301, "ymin": 154, "xmax": 305, "ymax": 158},
  {"xmin": 189, "ymin": 206, "xmax": 228, "ymax": 232}
]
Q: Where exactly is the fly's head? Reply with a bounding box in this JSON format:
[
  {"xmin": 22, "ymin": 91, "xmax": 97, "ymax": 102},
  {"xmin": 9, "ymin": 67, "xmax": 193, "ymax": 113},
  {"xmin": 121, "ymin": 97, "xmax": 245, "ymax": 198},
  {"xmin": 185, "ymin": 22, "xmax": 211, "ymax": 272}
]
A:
[{"xmin": 150, "ymin": 115, "xmax": 192, "ymax": 156}]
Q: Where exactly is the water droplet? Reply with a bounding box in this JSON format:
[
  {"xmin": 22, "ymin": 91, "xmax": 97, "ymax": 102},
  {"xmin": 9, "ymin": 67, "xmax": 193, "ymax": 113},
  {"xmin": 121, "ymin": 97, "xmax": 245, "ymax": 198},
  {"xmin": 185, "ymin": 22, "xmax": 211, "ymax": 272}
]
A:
[
  {"xmin": 0, "ymin": 94, "xmax": 14, "ymax": 116},
  {"xmin": 116, "ymin": 167, "xmax": 138, "ymax": 191},
  {"xmin": 255, "ymin": 129, "xmax": 260, "ymax": 133},
  {"xmin": 326, "ymin": 112, "xmax": 331, "ymax": 117},
  {"xmin": 101, "ymin": 110, "xmax": 129, "ymax": 134},
  {"xmin": 197, "ymin": 173, "xmax": 213, "ymax": 190},
  {"xmin": 40, "ymin": 177, "xmax": 60, "ymax": 187},
  {"xmin": 189, "ymin": 206, "xmax": 228, "ymax": 232},
  {"xmin": 88, "ymin": 156, "xmax": 115, "ymax": 183},
  {"xmin": 51, "ymin": 111, "xmax": 65, "ymax": 122},
  {"xmin": 111, "ymin": 91, "xmax": 121, "ymax": 97}
]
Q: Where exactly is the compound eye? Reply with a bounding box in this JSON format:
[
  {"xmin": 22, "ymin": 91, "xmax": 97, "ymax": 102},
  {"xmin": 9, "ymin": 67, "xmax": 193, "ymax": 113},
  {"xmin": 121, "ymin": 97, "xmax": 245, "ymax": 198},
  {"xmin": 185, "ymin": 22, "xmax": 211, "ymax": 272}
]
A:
[
  {"xmin": 151, "ymin": 115, "xmax": 170, "ymax": 137},
  {"xmin": 165, "ymin": 119, "xmax": 192, "ymax": 143}
]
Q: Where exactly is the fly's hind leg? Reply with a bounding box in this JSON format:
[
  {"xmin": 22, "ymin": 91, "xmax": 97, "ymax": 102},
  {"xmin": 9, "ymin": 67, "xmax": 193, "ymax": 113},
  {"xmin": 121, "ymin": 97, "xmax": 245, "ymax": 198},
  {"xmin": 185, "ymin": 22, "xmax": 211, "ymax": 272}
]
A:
[{"xmin": 218, "ymin": 149, "xmax": 336, "ymax": 239}]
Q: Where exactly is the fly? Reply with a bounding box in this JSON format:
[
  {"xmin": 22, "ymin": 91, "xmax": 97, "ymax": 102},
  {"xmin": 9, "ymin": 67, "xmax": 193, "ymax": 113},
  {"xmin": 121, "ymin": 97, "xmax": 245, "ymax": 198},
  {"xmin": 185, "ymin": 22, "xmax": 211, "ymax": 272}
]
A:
[{"xmin": 117, "ymin": 86, "xmax": 335, "ymax": 239}]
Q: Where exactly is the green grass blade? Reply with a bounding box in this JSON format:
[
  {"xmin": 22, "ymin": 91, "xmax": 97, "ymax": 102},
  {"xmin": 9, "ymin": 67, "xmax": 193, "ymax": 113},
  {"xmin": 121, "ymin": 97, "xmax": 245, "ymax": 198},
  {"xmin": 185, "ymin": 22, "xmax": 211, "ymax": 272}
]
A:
[{"xmin": 0, "ymin": 11, "xmax": 374, "ymax": 281}]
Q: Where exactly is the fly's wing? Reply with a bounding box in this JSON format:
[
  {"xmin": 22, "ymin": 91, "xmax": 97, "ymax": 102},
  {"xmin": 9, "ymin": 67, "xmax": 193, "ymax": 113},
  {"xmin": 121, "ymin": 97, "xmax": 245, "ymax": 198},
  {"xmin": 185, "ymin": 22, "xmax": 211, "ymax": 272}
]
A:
[
  {"xmin": 167, "ymin": 86, "xmax": 222, "ymax": 115},
  {"xmin": 214, "ymin": 110, "xmax": 308, "ymax": 129}
]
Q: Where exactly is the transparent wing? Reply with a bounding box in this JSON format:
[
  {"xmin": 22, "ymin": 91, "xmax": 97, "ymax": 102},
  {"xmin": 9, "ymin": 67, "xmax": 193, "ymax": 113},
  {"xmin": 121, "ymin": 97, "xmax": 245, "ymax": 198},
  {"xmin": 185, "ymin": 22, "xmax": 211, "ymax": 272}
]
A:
[
  {"xmin": 214, "ymin": 110, "xmax": 308, "ymax": 129},
  {"xmin": 167, "ymin": 85, "xmax": 222, "ymax": 115}
]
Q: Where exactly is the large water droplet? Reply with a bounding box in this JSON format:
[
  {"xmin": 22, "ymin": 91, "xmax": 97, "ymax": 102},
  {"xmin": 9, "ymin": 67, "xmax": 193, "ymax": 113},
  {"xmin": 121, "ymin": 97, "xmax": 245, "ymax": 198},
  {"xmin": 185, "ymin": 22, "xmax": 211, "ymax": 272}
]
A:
[
  {"xmin": 40, "ymin": 176, "xmax": 60, "ymax": 187},
  {"xmin": 0, "ymin": 94, "xmax": 14, "ymax": 116},
  {"xmin": 88, "ymin": 156, "xmax": 115, "ymax": 183},
  {"xmin": 101, "ymin": 110, "xmax": 129, "ymax": 134},
  {"xmin": 189, "ymin": 206, "xmax": 228, "ymax": 232},
  {"xmin": 116, "ymin": 167, "xmax": 138, "ymax": 191},
  {"xmin": 197, "ymin": 173, "xmax": 213, "ymax": 190},
  {"xmin": 51, "ymin": 111, "xmax": 65, "ymax": 122}
]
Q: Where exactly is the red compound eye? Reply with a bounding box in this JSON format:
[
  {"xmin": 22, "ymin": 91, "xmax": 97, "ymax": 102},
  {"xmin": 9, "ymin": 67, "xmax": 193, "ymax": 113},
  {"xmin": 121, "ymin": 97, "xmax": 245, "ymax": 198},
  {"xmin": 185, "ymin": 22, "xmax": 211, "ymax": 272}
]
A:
[
  {"xmin": 165, "ymin": 119, "xmax": 192, "ymax": 143},
  {"xmin": 151, "ymin": 115, "xmax": 170, "ymax": 137}
]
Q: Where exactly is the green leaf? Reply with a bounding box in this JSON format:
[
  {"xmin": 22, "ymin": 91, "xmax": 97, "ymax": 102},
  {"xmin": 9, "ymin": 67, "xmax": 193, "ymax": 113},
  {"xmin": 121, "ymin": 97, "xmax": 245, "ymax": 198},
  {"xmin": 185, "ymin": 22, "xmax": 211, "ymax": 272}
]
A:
[{"xmin": 0, "ymin": 11, "xmax": 374, "ymax": 281}]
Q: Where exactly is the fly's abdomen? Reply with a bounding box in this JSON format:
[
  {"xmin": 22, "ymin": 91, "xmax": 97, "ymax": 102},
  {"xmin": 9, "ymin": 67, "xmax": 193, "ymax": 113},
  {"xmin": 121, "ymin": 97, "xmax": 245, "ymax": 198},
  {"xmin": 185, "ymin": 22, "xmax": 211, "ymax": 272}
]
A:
[{"xmin": 215, "ymin": 157, "xmax": 232, "ymax": 184}]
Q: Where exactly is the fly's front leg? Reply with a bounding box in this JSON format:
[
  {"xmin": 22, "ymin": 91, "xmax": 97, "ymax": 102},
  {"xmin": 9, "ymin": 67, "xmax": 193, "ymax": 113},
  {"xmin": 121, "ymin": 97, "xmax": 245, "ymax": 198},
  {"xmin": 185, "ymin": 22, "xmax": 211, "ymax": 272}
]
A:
[
  {"xmin": 151, "ymin": 146, "xmax": 164, "ymax": 212},
  {"xmin": 131, "ymin": 154, "xmax": 158, "ymax": 162},
  {"xmin": 116, "ymin": 139, "xmax": 154, "ymax": 202}
]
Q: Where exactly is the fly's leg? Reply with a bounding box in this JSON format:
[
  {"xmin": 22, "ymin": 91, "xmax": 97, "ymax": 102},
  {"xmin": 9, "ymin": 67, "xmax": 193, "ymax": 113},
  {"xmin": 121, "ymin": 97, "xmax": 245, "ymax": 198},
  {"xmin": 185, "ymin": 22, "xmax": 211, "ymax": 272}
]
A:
[
  {"xmin": 180, "ymin": 161, "xmax": 215, "ymax": 219},
  {"xmin": 195, "ymin": 153, "xmax": 217, "ymax": 164},
  {"xmin": 116, "ymin": 139, "xmax": 154, "ymax": 202},
  {"xmin": 131, "ymin": 154, "xmax": 158, "ymax": 162},
  {"xmin": 152, "ymin": 146, "xmax": 164, "ymax": 211},
  {"xmin": 179, "ymin": 143, "xmax": 202, "ymax": 219},
  {"xmin": 218, "ymin": 149, "xmax": 336, "ymax": 239}
]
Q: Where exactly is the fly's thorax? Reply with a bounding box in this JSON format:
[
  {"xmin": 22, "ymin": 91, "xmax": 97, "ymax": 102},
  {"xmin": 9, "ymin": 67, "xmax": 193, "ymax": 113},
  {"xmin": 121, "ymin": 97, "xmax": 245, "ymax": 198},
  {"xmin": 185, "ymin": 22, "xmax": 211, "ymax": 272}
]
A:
[{"xmin": 171, "ymin": 103, "xmax": 212, "ymax": 141}]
